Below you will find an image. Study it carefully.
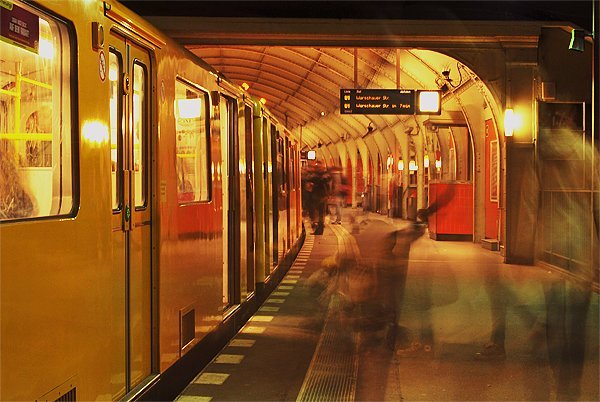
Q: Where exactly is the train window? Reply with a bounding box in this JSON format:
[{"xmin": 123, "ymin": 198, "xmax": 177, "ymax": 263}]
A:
[
  {"xmin": 0, "ymin": 2, "xmax": 74, "ymax": 222},
  {"xmin": 109, "ymin": 51, "xmax": 123, "ymax": 211},
  {"xmin": 174, "ymin": 79, "xmax": 210, "ymax": 203},
  {"xmin": 132, "ymin": 62, "xmax": 147, "ymax": 208}
]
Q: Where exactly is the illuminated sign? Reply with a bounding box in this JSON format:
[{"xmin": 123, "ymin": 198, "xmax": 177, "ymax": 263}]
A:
[
  {"xmin": 340, "ymin": 89, "xmax": 442, "ymax": 115},
  {"xmin": 341, "ymin": 89, "xmax": 414, "ymax": 115}
]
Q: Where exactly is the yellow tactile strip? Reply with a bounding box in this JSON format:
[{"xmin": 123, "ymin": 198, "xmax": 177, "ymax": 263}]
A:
[{"xmin": 295, "ymin": 224, "xmax": 360, "ymax": 402}]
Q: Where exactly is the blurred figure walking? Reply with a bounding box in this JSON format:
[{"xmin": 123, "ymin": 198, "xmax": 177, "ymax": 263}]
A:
[
  {"xmin": 327, "ymin": 166, "xmax": 348, "ymax": 224},
  {"xmin": 302, "ymin": 160, "xmax": 329, "ymax": 235}
]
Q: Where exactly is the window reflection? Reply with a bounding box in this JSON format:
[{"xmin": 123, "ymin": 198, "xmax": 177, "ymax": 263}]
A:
[
  {"xmin": 174, "ymin": 79, "xmax": 210, "ymax": 203},
  {"xmin": 0, "ymin": 7, "xmax": 73, "ymax": 221}
]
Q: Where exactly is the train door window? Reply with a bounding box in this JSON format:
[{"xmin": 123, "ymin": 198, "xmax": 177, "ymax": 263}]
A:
[
  {"xmin": 244, "ymin": 104, "xmax": 255, "ymax": 295},
  {"xmin": 109, "ymin": 51, "xmax": 123, "ymax": 211},
  {"xmin": 220, "ymin": 95, "xmax": 238, "ymax": 309},
  {"xmin": 174, "ymin": 79, "xmax": 210, "ymax": 203},
  {"xmin": 0, "ymin": 2, "xmax": 75, "ymax": 222},
  {"xmin": 132, "ymin": 62, "xmax": 147, "ymax": 208}
]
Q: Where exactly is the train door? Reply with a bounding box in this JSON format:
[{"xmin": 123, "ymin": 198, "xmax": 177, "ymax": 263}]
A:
[
  {"xmin": 244, "ymin": 104, "xmax": 255, "ymax": 296},
  {"xmin": 271, "ymin": 125, "xmax": 281, "ymax": 265},
  {"xmin": 108, "ymin": 33, "xmax": 153, "ymax": 397},
  {"xmin": 220, "ymin": 95, "xmax": 240, "ymax": 310},
  {"xmin": 273, "ymin": 130, "xmax": 284, "ymax": 263},
  {"xmin": 263, "ymin": 118, "xmax": 273, "ymax": 275},
  {"xmin": 285, "ymin": 137, "xmax": 292, "ymax": 250}
]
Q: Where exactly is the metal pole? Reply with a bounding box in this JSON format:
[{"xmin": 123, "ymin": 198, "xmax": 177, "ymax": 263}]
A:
[
  {"xmin": 354, "ymin": 48, "xmax": 358, "ymax": 88},
  {"xmin": 592, "ymin": 0, "xmax": 599, "ymax": 269},
  {"xmin": 396, "ymin": 49, "xmax": 401, "ymax": 89}
]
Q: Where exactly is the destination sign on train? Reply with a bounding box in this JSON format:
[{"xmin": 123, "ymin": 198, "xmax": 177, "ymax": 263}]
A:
[{"xmin": 340, "ymin": 89, "xmax": 415, "ymax": 115}]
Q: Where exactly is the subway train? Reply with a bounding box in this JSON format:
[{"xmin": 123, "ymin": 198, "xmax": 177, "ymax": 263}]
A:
[{"xmin": 0, "ymin": 0, "xmax": 303, "ymax": 400}]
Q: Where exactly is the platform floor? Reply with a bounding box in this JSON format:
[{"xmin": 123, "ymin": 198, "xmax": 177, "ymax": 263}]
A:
[{"xmin": 176, "ymin": 209, "xmax": 599, "ymax": 402}]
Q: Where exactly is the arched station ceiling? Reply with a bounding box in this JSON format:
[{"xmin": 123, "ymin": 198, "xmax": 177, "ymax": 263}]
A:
[
  {"xmin": 133, "ymin": 11, "xmax": 585, "ymax": 156},
  {"xmin": 186, "ymin": 45, "xmax": 468, "ymax": 149}
]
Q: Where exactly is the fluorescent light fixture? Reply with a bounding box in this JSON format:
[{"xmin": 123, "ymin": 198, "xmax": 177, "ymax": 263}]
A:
[
  {"xmin": 417, "ymin": 90, "xmax": 441, "ymax": 115},
  {"xmin": 307, "ymin": 150, "xmax": 316, "ymax": 160},
  {"xmin": 177, "ymin": 99, "xmax": 201, "ymax": 119}
]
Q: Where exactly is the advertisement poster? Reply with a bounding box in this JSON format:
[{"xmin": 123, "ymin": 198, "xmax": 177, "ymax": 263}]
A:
[{"xmin": 0, "ymin": 1, "xmax": 39, "ymax": 53}]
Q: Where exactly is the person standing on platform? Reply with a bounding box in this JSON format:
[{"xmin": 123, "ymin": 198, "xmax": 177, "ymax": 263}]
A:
[
  {"xmin": 328, "ymin": 166, "xmax": 347, "ymax": 224},
  {"xmin": 304, "ymin": 160, "xmax": 329, "ymax": 235}
]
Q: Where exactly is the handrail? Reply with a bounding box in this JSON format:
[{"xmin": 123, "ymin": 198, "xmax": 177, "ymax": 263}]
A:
[{"xmin": 0, "ymin": 133, "xmax": 52, "ymax": 141}]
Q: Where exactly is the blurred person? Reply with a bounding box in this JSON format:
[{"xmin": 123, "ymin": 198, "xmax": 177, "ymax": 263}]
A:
[
  {"xmin": 535, "ymin": 111, "xmax": 598, "ymax": 400},
  {"xmin": 302, "ymin": 160, "xmax": 329, "ymax": 235},
  {"xmin": 328, "ymin": 166, "xmax": 347, "ymax": 224},
  {"xmin": 393, "ymin": 186, "xmax": 457, "ymax": 357},
  {"xmin": 362, "ymin": 184, "xmax": 372, "ymax": 213},
  {"xmin": 476, "ymin": 267, "xmax": 545, "ymax": 360},
  {"xmin": 542, "ymin": 116, "xmax": 598, "ymax": 401},
  {"xmin": 328, "ymin": 214, "xmax": 428, "ymax": 400},
  {"xmin": 0, "ymin": 141, "xmax": 35, "ymax": 219},
  {"xmin": 334, "ymin": 209, "xmax": 433, "ymax": 356},
  {"xmin": 392, "ymin": 209, "xmax": 434, "ymax": 357}
]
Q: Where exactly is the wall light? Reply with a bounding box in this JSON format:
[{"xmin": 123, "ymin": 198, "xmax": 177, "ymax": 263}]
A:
[
  {"xmin": 435, "ymin": 159, "xmax": 442, "ymax": 170},
  {"xmin": 504, "ymin": 108, "xmax": 522, "ymax": 137},
  {"xmin": 416, "ymin": 90, "xmax": 441, "ymax": 115},
  {"xmin": 397, "ymin": 160, "xmax": 404, "ymax": 171},
  {"xmin": 241, "ymin": 82, "xmax": 250, "ymax": 90},
  {"xmin": 409, "ymin": 160, "xmax": 418, "ymax": 171},
  {"xmin": 387, "ymin": 155, "xmax": 394, "ymax": 170},
  {"xmin": 424, "ymin": 154, "xmax": 430, "ymax": 168},
  {"xmin": 307, "ymin": 150, "xmax": 316, "ymax": 160},
  {"xmin": 259, "ymin": 98, "xmax": 267, "ymax": 105}
]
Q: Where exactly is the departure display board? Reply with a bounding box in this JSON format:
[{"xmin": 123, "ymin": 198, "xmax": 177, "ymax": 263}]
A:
[{"xmin": 340, "ymin": 89, "xmax": 415, "ymax": 115}]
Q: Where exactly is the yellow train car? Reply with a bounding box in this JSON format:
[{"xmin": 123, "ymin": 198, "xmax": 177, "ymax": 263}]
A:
[{"xmin": 0, "ymin": 1, "xmax": 303, "ymax": 400}]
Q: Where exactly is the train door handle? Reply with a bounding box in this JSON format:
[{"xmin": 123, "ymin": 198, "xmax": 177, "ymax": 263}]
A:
[{"xmin": 122, "ymin": 170, "xmax": 132, "ymax": 231}]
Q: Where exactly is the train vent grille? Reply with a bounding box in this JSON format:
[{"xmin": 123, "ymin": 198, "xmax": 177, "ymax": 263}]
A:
[
  {"xmin": 180, "ymin": 308, "xmax": 195, "ymax": 352},
  {"xmin": 54, "ymin": 387, "xmax": 76, "ymax": 402}
]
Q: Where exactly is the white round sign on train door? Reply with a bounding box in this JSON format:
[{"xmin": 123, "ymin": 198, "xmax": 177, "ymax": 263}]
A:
[{"xmin": 99, "ymin": 50, "xmax": 106, "ymax": 82}]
